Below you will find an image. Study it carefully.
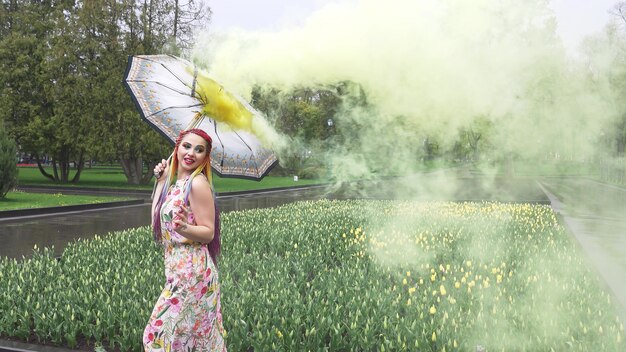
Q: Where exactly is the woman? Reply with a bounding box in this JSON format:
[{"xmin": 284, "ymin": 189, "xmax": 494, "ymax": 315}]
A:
[{"xmin": 143, "ymin": 129, "xmax": 226, "ymax": 351}]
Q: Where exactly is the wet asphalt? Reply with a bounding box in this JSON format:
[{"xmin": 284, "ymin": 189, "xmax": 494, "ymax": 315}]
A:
[
  {"xmin": 0, "ymin": 185, "xmax": 330, "ymax": 260},
  {"xmin": 538, "ymin": 178, "xmax": 626, "ymax": 325}
]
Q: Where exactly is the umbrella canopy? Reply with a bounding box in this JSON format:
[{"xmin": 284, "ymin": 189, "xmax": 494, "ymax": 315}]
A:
[{"xmin": 123, "ymin": 54, "xmax": 277, "ymax": 180}]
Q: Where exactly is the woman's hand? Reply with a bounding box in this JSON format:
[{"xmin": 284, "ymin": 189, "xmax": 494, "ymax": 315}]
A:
[
  {"xmin": 173, "ymin": 205, "xmax": 193, "ymax": 233},
  {"xmin": 153, "ymin": 159, "xmax": 169, "ymax": 182}
]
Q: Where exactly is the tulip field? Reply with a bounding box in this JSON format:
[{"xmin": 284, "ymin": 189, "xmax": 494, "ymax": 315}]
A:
[{"xmin": 0, "ymin": 200, "xmax": 624, "ymax": 351}]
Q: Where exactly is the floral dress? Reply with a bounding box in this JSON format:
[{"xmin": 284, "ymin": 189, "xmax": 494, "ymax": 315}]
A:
[{"xmin": 143, "ymin": 177, "xmax": 226, "ymax": 351}]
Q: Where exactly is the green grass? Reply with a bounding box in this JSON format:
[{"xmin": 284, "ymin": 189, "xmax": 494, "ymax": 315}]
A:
[
  {"xmin": 1, "ymin": 200, "xmax": 623, "ymax": 351},
  {"xmin": 0, "ymin": 191, "xmax": 131, "ymax": 211},
  {"xmin": 17, "ymin": 166, "xmax": 324, "ymax": 192}
]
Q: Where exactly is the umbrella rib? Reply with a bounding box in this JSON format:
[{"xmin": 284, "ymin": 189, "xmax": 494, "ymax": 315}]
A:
[
  {"xmin": 212, "ymin": 120, "xmax": 226, "ymax": 168},
  {"xmin": 232, "ymin": 130, "xmax": 254, "ymax": 151},
  {"xmin": 232, "ymin": 130, "xmax": 262, "ymax": 175},
  {"xmin": 127, "ymin": 80, "xmax": 193, "ymax": 97},
  {"xmin": 146, "ymin": 104, "xmax": 204, "ymax": 118},
  {"xmin": 138, "ymin": 56, "xmax": 195, "ymax": 94}
]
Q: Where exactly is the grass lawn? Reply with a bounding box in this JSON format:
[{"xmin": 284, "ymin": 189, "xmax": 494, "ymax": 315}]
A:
[
  {"xmin": 17, "ymin": 166, "xmax": 325, "ymax": 192},
  {"xmin": 0, "ymin": 191, "xmax": 131, "ymax": 211}
]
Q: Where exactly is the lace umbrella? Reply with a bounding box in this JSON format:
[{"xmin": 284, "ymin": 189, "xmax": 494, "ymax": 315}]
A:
[{"xmin": 123, "ymin": 54, "xmax": 277, "ymax": 180}]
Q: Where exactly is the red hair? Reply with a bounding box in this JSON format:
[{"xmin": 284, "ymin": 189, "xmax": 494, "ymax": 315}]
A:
[{"xmin": 176, "ymin": 128, "xmax": 212, "ymax": 148}]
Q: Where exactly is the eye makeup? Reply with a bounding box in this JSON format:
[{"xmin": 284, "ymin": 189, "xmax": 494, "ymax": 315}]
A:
[{"xmin": 182, "ymin": 142, "xmax": 206, "ymax": 153}]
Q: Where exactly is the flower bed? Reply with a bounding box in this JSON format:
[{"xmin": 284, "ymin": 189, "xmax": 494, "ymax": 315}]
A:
[{"xmin": 0, "ymin": 200, "xmax": 623, "ymax": 351}]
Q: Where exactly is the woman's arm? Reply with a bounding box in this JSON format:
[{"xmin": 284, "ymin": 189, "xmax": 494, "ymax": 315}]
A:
[{"xmin": 173, "ymin": 175, "xmax": 215, "ymax": 243}]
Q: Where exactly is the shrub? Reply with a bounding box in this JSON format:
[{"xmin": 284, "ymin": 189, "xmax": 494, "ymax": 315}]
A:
[
  {"xmin": 0, "ymin": 127, "xmax": 17, "ymax": 197},
  {"xmin": 298, "ymin": 165, "xmax": 326, "ymax": 179}
]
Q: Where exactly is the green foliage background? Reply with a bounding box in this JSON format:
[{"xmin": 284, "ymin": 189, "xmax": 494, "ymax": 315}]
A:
[{"xmin": 0, "ymin": 0, "xmax": 206, "ymax": 184}]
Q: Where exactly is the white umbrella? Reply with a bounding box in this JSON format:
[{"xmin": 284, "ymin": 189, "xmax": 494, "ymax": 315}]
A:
[{"xmin": 123, "ymin": 54, "xmax": 277, "ymax": 180}]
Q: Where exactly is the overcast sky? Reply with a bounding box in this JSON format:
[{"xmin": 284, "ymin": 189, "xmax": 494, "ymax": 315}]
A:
[{"xmin": 207, "ymin": 0, "xmax": 621, "ymax": 53}]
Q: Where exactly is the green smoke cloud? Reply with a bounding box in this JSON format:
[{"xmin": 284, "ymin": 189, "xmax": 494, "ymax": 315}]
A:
[{"xmin": 193, "ymin": 0, "xmax": 623, "ymax": 185}]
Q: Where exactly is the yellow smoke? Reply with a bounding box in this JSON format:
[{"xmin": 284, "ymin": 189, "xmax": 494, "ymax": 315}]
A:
[
  {"xmin": 187, "ymin": 67, "xmax": 288, "ymax": 151},
  {"xmin": 190, "ymin": 67, "xmax": 254, "ymax": 132}
]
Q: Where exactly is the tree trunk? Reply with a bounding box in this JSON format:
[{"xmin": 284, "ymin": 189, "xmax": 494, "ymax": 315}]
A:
[
  {"xmin": 8, "ymin": 0, "xmax": 16, "ymax": 31},
  {"xmin": 35, "ymin": 154, "xmax": 55, "ymax": 181},
  {"xmin": 173, "ymin": 0, "xmax": 179, "ymax": 39},
  {"xmin": 71, "ymin": 151, "xmax": 85, "ymax": 183},
  {"xmin": 60, "ymin": 160, "xmax": 70, "ymax": 183},
  {"xmin": 120, "ymin": 157, "xmax": 144, "ymax": 184},
  {"xmin": 142, "ymin": 162, "xmax": 155, "ymax": 184},
  {"xmin": 52, "ymin": 159, "xmax": 59, "ymax": 182},
  {"xmin": 504, "ymin": 155, "xmax": 514, "ymax": 178},
  {"xmin": 623, "ymin": 156, "xmax": 626, "ymax": 185}
]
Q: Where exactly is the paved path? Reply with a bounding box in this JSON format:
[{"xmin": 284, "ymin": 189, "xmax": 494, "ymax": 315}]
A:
[
  {"xmin": 539, "ymin": 178, "xmax": 626, "ymax": 325},
  {"xmin": 0, "ymin": 186, "xmax": 330, "ymax": 259}
]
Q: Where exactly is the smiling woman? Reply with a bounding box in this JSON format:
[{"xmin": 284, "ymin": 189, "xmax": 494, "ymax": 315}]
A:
[{"xmin": 144, "ymin": 128, "xmax": 226, "ymax": 351}]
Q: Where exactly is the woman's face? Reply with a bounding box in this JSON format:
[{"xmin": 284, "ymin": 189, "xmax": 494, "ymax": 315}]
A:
[{"xmin": 177, "ymin": 133, "xmax": 209, "ymax": 173}]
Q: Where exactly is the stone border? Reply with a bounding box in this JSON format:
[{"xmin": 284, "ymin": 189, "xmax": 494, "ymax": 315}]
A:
[
  {"xmin": 0, "ymin": 339, "xmax": 86, "ymax": 352},
  {"xmin": 18, "ymin": 185, "xmax": 151, "ymax": 196},
  {"xmin": 0, "ymin": 199, "xmax": 145, "ymax": 220},
  {"xmin": 18, "ymin": 183, "xmax": 327, "ymax": 197},
  {"xmin": 537, "ymin": 180, "xmax": 626, "ymax": 326}
]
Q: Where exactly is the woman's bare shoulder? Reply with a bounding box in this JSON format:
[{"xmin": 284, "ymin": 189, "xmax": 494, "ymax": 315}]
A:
[{"xmin": 191, "ymin": 174, "xmax": 212, "ymax": 193}]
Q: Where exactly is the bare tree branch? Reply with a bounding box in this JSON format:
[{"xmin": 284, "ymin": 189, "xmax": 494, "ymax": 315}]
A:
[{"xmin": 610, "ymin": 2, "xmax": 626, "ymax": 24}]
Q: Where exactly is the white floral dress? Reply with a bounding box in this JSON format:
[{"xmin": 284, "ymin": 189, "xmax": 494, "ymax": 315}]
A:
[{"xmin": 143, "ymin": 177, "xmax": 226, "ymax": 351}]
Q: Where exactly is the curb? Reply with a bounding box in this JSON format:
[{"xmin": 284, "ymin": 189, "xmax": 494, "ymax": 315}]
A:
[
  {"xmin": 217, "ymin": 183, "xmax": 329, "ymax": 197},
  {"xmin": 17, "ymin": 185, "xmax": 152, "ymax": 197},
  {"xmin": 537, "ymin": 181, "xmax": 626, "ymax": 325},
  {"xmin": 1, "ymin": 184, "xmax": 328, "ymax": 221},
  {"xmin": 18, "ymin": 183, "xmax": 328, "ymax": 197},
  {"xmin": 19, "ymin": 184, "xmax": 151, "ymax": 193},
  {"xmin": 0, "ymin": 339, "xmax": 86, "ymax": 352},
  {"xmin": 0, "ymin": 199, "xmax": 145, "ymax": 220}
]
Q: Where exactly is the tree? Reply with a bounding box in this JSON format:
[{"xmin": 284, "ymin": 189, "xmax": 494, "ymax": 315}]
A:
[
  {"xmin": 611, "ymin": 2, "xmax": 626, "ymax": 159},
  {"xmin": 251, "ymin": 84, "xmax": 348, "ymax": 176},
  {"xmin": 0, "ymin": 122, "xmax": 18, "ymax": 198},
  {"xmin": 0, "ymin": 0, "xmax": 60, "ymax": 178},
  {"xmin": 579, "ymin": 4, "xmax": 626, "ymax": 183},
  {"xmin": 455, "ymin": 116, "xmax": 493, "ymax": 162},
  {"xmin": 103, "ymin": 0, "xmax": 208, "ymax": 184},
  {"xmin": 76, "ymin": 0, "xmax": 172, "ymax": 184},
  {"xmin": 0, "ymin": 0, "xmax": 209, "ymax": 185}
]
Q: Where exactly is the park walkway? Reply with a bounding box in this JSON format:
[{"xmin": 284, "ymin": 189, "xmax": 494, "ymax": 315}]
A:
[
  {"xmin": 0, "ymin": 185, "xmax": 330, "ymax": 260},
  {"xmin": 539, "ymin": 178, "xmax": 626, "ymax": 325}
]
